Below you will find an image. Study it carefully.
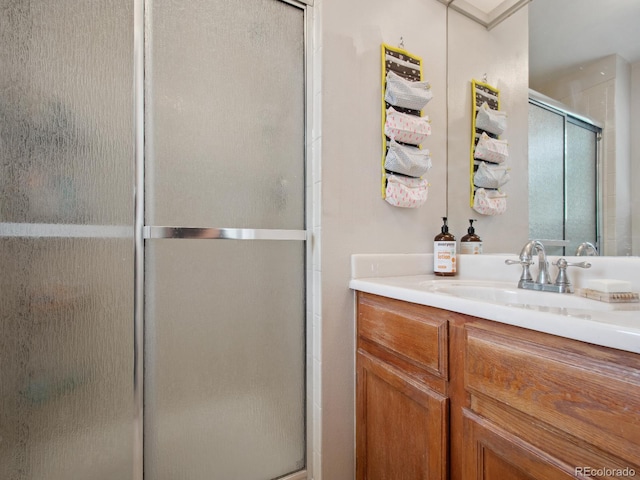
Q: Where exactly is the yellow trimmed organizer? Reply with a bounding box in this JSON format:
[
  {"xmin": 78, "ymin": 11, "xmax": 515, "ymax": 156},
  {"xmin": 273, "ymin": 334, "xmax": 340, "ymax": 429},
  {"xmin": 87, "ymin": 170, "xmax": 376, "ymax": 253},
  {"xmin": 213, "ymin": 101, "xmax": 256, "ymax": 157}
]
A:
[
  {"xmin": 470, "ymin": 79, "xmax": 500, "ymax": 207},
  {"xmin": 380, "ymin": 43, "xmax": 424, "ymax": 199}
]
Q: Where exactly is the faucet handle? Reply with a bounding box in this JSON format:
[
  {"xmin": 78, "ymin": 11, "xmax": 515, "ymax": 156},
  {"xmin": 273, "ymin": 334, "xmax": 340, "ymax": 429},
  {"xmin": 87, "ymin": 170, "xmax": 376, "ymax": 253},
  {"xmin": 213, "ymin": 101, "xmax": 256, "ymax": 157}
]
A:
[
  {"xmin": 505, "ymin": 258, "xmax": 533, "ymax": 286},
  {"xmin": 504, "ymin": 259, "xmax": 532, "ymax": 266},
  {"xmin": 553, "ymin": 258, "xmax": 591, "ymax": 291},
  {"xmin": 554, "ymin": 258, "xmax": 591, "ymax": 270}
]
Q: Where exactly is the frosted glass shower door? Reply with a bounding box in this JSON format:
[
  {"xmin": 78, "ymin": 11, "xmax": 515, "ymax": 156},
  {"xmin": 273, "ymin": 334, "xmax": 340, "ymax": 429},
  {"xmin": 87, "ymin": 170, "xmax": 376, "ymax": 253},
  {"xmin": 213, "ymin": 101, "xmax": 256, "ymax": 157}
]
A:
[
  {"xmin": 528, "ymin": 102, "xmax": 565, "ymax": 255},
  {"xmin": 143, "ymin": 1, "xmax": 307, "ymax": 479},
  {"xmin": 0, "ymin": 1, "xmax": 135, "ymax": 479},
  {"xmin": 529, "ymin": 100, "xmax": 600, "ymax": 255}
]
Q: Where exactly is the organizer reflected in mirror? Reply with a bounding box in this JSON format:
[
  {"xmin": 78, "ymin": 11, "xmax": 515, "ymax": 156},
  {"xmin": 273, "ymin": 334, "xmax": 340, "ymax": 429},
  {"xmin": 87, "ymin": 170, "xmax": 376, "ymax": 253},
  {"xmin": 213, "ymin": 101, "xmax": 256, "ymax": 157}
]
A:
[{"xmin": 444, "ymin": 0, "xmax": 638, "ymax": 256}]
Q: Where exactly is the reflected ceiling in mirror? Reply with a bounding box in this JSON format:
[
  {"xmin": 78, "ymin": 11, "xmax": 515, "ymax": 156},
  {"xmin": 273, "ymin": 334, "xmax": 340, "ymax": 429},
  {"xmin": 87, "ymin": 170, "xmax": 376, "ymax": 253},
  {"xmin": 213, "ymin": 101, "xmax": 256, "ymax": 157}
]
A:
[
  {"xmin": 438, "ymin": 0, "xmax": 531, "ymax": 30},
  {"xmin": 529, "ymin": 0, "xmax": 640, "ymax": 87}
]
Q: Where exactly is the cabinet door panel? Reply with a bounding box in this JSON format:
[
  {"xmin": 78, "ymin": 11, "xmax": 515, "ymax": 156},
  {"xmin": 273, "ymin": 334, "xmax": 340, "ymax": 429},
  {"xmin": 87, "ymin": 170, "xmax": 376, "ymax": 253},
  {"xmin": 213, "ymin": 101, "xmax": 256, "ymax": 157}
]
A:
[
  {"xmin": 463, "ymin": 410, "xmax": 575, "ymax": 480},
  {"xmin": 356, "ymin": 351, "xmax": 447, "ymax": 480}
]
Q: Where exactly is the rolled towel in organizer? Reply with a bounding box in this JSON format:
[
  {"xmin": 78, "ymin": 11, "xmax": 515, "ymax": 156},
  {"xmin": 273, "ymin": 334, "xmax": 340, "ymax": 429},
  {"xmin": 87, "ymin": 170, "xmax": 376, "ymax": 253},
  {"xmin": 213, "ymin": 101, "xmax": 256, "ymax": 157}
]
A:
[
  {"xmin": 472, "ymin": 188, "xmax": 507, "ymax": 216},
  {"xmin": 384, "ymin": 107, "xmax": 431, "ymax": 146},
  {"xmin": 474, "ymin": 132, "xmax": 508, "ymax": 164},
  {"xmin": 474, "ymin": 161, "xmax": 510, "ymax": 189},
  {"xmin": 385, "ymin": 70, "xmax": 433, "ymax": 111},
  {"xmin": 476, "ymin": 101, "xmax": 507, "ymax": 135},
  {"xmin": 385, "ymin": 174, "xmax": 429, "ymax": 208},
  {"xmin": 384, "ymin": 138, "xmax": 432, "ymax": 177}
]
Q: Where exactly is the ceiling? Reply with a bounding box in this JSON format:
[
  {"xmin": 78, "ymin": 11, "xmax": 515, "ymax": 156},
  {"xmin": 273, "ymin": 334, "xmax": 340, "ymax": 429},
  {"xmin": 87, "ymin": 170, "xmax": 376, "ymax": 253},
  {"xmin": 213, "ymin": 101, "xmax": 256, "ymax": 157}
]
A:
[{"xmin": 528, "ymin": 0, "xmax": 640, "ymax": 87}]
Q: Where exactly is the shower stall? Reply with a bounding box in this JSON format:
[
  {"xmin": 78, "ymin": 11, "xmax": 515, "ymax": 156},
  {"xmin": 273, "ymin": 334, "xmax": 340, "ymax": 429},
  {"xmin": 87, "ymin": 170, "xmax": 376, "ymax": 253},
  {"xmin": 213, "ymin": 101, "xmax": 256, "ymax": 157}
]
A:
[
  {"xmin": 0, "ymin": 1, "xmax": 309, "ymax": 479},
  {"xmin": 528, "ymin": 90, "xmax": 602, "ymax": 256}
]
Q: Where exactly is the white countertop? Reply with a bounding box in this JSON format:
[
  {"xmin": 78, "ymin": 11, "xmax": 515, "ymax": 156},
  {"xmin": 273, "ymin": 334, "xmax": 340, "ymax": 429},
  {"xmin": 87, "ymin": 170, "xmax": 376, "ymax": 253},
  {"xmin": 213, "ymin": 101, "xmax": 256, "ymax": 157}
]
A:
[{"xmin": 349, "ymin": 254, "xmax": 640, "ymax": 354}]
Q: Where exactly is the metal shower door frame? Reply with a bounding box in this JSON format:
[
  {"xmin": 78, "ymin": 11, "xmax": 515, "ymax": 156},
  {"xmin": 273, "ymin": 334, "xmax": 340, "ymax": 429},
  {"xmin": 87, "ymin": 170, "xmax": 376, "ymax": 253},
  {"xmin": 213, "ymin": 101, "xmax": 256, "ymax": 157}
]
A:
[{"xmin": 132, "ymin": 1, "xmax": 312, "ymax": 479}]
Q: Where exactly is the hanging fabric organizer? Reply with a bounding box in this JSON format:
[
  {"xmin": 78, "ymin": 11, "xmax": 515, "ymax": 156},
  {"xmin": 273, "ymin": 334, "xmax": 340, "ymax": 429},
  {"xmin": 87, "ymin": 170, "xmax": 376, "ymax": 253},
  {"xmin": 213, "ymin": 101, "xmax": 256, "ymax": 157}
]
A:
[
  {"xmin": 470, "ymin": 79, "xmax": 509, "ymax": 215},
  {"xmin": 381, "ymin": 43, "xmax": 432, "ymax": 208}
]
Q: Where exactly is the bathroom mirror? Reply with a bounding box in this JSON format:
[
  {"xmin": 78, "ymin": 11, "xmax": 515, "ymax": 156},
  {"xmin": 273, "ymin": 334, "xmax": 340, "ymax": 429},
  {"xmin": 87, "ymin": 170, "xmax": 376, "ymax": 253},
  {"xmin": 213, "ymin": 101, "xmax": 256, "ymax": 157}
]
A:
[
  {"xmin": 444, "ymin": 0, "xmax": 638, "ymax": 256},
  {"xmin": 527, "ymin": 0, "xmax": 639, "ymax": 256}
]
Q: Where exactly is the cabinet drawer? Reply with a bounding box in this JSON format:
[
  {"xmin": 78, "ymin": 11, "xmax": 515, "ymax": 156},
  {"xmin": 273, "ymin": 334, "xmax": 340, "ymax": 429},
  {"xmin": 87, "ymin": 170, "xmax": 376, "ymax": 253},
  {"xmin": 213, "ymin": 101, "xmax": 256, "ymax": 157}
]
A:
[
  {"xmin": 357, "ymin": 292, "xmax": 448, "ymax": 380},
  {"xmin": 465, "ymin": 324, "xmax": 640, "ymax": 466}
]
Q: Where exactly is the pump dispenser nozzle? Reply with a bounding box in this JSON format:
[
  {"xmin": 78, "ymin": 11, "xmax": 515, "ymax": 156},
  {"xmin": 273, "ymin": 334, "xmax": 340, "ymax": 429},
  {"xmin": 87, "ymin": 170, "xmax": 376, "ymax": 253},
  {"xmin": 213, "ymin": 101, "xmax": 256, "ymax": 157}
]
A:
[
  {"xmin": 467, "ymin": 219, "xmax": 476, "ymax": 235},
  {"xmin": 441, "ymin": 217, "xmax": 449, "ymax": 234}
]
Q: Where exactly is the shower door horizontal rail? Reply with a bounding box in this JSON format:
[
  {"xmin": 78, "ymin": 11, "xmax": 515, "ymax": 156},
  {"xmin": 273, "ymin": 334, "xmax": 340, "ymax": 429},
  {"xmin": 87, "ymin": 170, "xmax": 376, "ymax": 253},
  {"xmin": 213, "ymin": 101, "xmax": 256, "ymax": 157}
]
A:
[
  {"xmin": 143, "ymin": 226, "xmax": 307, "ymax": 241},
  {"xmin": 0, "ymin": 222, "xmax": 133, "ymax": 238}
]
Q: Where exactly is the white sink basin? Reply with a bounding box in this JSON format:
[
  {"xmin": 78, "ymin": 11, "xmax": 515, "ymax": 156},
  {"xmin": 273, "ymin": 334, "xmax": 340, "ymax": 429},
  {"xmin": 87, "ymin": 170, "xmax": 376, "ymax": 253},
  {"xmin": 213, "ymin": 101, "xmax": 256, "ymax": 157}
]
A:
[{"xmin": 420, "ymin": 280, "xmax": 614, "ymax": 312}]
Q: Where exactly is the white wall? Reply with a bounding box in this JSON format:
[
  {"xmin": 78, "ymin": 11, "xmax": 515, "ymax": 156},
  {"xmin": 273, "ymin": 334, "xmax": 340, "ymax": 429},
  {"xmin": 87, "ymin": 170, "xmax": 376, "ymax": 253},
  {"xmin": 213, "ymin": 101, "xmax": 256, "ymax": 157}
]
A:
[
  {"xmin": 447, "ymin": 9, "xmax": 530, "ymax": 253},
  {"xmin": 632, "ymin": 61, "xmax": 640, "ymax": 255},
  {"xmin": 317, "ymin": 2, "xmax": 529, "ymax": 478}
]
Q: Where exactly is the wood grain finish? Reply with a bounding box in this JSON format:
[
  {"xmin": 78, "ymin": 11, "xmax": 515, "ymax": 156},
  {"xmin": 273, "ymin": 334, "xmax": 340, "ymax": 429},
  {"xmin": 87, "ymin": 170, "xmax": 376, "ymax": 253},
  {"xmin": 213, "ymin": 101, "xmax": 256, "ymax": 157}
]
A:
[
  {"xmin": 357, "ymin": 292, "xmax": 448, "ymax": 380},
  {"xmin": 465, "ymin": 323, "xmax": 640, "ymax": 467},
  {"xmin": 463, "ymin": 409, "xmax": 575, "ymax": 480},
  {"xmin": 357, "ymin": 351, "xmax": 448, "ymax": 480},
  {"xmin": 355, "ymin": 293, "xmax": 640, "ymax": 480}
]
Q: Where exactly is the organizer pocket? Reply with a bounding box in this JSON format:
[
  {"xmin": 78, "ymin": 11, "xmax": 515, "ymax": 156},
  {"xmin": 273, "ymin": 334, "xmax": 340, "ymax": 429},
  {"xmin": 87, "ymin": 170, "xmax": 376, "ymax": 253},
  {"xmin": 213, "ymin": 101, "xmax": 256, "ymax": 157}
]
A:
[
  {"xmin": 473, "ymin": 161, "xmax": 510, "ymax": 189},
  {"xmin": 476, "ymin": 101, "xmax": 507, "ymax": 135},
  {"xmin": 385, "ymin": 70, "xmax": 433, "ymax": 111},
  {"xmin": 473, "ymin": 188, "xmax": 507, "ymax": 216},
  {"xmin": 385, "ymin": 174, "xmax": 429, "ymax": 208},
  {"xmin": 385, "ymin": 107, "xmax": 431, "ymax": 146},
  {"xmin": 385, "ymin": 139, "xmax": 432, "ymax": 177},
  {"xmin": 474, "ymin": 132, "xmax": 509, "ymax": 164}
]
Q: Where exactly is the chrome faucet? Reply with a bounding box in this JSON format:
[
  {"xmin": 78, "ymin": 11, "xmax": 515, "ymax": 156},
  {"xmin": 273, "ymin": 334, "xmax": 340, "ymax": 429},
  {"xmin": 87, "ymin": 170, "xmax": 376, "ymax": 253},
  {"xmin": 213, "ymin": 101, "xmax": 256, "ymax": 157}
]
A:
[
  {"xmin": 575, "ymin": 242, "xmax": 598, "ymax": 256},
  {"xmin": 505, "ymin": 240, "xmax": 591, "ymax": 293},
  {"xmin": 505, "ymin": 240, "xmax": 550, "ymax": 288}
]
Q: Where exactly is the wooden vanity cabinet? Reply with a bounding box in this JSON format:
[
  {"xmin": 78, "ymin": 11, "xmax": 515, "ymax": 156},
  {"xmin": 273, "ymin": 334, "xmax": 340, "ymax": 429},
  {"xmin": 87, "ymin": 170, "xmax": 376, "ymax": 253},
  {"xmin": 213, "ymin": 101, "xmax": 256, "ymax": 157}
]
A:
[
  {"xmin": 462, "ymin": 320, "xmax": 640, "ymax": 480},
  {"xmin": 356, "ymin": 292, "xmax": 640, "ymax": 480},
  {"xmin": 356, "ymin": 292, "xmax": 451, "ymax": 480}
]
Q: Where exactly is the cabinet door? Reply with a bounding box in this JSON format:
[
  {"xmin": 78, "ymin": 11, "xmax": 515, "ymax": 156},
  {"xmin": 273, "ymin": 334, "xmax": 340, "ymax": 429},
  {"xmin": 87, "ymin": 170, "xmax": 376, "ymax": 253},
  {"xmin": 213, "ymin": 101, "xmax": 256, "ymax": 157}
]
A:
[
  {"xmin": 463, "ymin": 410, "xmax": 575, "ymax": 480},
  {"xmin": 356, "ymin": 350, "xmax": 447, "ymax": 480}
]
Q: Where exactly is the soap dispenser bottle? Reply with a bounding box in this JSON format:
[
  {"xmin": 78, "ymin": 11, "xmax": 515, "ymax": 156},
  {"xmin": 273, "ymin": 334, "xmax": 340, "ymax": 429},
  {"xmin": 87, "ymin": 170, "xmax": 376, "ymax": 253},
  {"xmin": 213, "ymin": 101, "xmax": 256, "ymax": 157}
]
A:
[
  {"xmin": 460, "ymin": 219, "xmax": 483, "ymax": 255},
  {"xmin": 434, "ymin": 217, "xmax": 456, "ymax": 276}
]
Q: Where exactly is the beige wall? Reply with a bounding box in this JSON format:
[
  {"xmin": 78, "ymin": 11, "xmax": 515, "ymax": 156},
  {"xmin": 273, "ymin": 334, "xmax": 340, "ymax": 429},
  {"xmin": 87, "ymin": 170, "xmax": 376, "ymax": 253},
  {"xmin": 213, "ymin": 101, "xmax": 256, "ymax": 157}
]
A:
[
  {"xmin": 317, "ymin": 2, "xmax": 529, "ymax": 478},
  {"xmin": 319, "ymin": 2, "xmax": 447, "ymax": 478}
]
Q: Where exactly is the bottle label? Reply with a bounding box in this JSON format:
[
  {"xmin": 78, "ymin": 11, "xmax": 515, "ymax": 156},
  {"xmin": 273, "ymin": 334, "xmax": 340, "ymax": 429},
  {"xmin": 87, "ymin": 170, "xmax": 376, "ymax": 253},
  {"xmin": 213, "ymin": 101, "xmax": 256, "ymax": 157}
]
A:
[
  {"xmin": 434, "ymin": 241, "xmax": 457, "ymax": 273},
  {"xmin": 461, "ymin": 242, "xmax": 483, "ymax": 255}
]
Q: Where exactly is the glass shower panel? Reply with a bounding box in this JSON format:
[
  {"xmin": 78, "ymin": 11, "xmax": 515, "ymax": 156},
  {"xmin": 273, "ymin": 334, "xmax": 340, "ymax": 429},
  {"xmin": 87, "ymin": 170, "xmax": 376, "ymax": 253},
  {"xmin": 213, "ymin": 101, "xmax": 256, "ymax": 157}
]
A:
[
  {"xmin": 145, "ymin": 241, "xmax": 306, "ymax": 480},
  {"xmin": 528, "ymin": 103, "xmax": 565, "ymax": 255},
  {"xmin": 0, "ymin": 1, "xmax": 135, "ymax": 479},
  {"xmin": 146, "ymin": 0, "xmax": 305, "ymax": 229},
  {"xmin": 0, "ymin": 238, "xmax": 134, "ymax": 480},
  {"xmin": 566, "ymin": 122, "xmax": 597, "ymax": 254},
  {"xmin": 145, "ymin": 0, "xmax": 307, "ymax": 478},
  {"xmin": 0, "ymin": 0, "xmax": 134, "ymax": 225}
]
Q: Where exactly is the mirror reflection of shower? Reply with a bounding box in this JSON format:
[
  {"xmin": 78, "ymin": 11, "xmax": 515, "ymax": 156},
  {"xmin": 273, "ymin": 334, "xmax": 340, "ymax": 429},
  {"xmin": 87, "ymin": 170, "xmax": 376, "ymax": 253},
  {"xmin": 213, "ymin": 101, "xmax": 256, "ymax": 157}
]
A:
[
  {"xmin": 528, "ymin": 92, "xmax": 601, "ymax": 257},
  {"xmin": 529, "ymin": 0, "xmax": 640, "ymax": 256}
]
